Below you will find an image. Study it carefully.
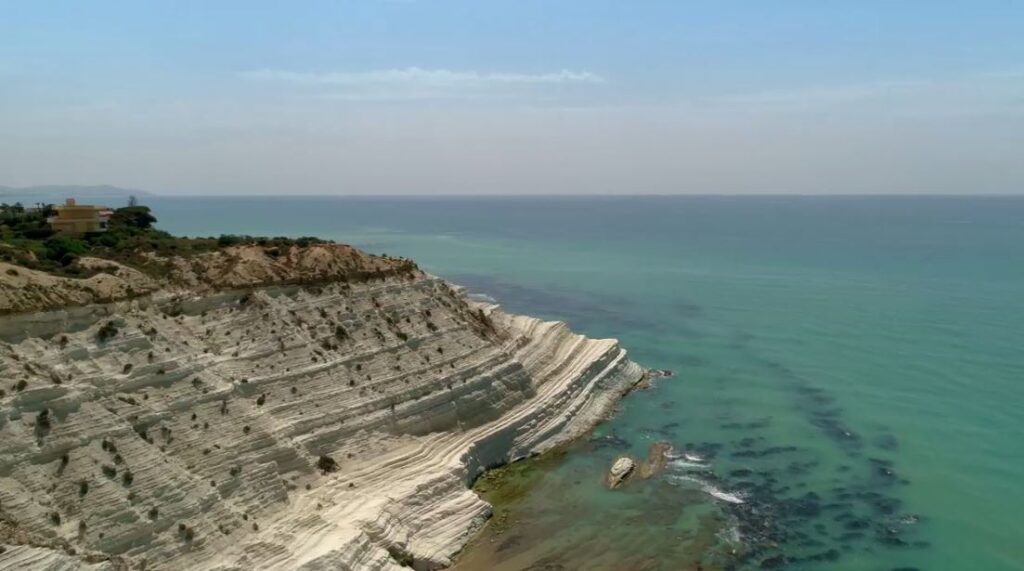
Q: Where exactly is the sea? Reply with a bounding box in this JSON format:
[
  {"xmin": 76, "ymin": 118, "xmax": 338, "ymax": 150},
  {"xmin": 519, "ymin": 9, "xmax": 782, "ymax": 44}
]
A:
[{"xmin": 148, "ymin": 195, "xmax": 1023, "ymax": 570}]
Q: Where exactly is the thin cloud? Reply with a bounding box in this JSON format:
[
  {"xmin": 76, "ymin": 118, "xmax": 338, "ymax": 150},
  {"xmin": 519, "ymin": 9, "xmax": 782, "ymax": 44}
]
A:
[
  {"xmin": 699, "ymin": 70, "xmax": 1024, "ymax": 115},
  {"xmin": 238, "ymin": 67, "xmax": 605, "ymax": 87},
  {"xmin": 713, "ymin": 79, "xmax": 927, "ymax": 107}
]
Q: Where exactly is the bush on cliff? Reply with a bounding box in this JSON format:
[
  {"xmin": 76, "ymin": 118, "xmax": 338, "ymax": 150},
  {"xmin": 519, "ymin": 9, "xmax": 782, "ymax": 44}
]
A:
[
  {"xmin": 44, "ymin": 235, "xmax": 87, "ymax": 263},
  {"xmin": 97, "ymin": 321, "xmax": 119, "ymax": 342},
  {"xmin": 316, "ymin": 455, "xmax": 338, "ymax": 474}
]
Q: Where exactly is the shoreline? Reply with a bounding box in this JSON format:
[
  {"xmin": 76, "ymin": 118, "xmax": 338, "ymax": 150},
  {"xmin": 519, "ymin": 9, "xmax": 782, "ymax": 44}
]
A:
[
  {"xmin": 447, "ymin": 389, "xmax": 677, "ymax": 570},
  {"xmin": 446, "ymin": 446, "xmax": 573, "ymax": 570}
]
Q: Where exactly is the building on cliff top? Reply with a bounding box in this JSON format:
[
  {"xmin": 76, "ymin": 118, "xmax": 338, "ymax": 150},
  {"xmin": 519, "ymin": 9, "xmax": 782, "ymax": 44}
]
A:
[{"xmin": 47, "ymin": 198, "xmax": 113, "ymax": 234}]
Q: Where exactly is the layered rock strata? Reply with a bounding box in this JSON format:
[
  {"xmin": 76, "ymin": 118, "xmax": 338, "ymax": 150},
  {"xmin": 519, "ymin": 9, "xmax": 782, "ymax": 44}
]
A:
[{"xmin": 0, "ymin": 255, "xmax": 644, "ymax": 570}]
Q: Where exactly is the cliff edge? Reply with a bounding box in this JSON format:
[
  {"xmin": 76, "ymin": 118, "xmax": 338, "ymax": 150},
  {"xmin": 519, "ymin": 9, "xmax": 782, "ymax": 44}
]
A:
[{"xmin": 0, "ymin": 244, "xmax": 644, "ymax": 570}]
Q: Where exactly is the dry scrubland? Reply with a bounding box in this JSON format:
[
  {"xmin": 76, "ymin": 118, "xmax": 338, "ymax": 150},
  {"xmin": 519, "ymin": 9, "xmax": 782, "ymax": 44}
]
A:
[{"xmin": 0, "ymin": 242, "xmax": 644, "ymax": 570}]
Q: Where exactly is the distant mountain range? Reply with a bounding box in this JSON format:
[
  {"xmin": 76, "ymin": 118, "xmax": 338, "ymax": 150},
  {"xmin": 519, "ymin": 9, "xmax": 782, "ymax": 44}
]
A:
[{"xmin": 0, "ymin": 185, "xmax": 153, "ymax": 206}]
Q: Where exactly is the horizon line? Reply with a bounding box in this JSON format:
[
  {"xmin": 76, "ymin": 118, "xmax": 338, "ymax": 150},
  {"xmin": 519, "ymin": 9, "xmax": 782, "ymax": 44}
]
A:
[
  {"xmin": 131, "ymin": 192, "xmax": 1024, "ymax": 199},
  {"xmin": 3, "ymin": 186, "xmax": 1023, "ymax": 200}
]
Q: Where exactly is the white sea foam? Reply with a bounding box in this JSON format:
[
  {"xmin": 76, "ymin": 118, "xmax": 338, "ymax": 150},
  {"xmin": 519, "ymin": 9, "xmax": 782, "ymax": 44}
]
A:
[
  {"xmin": 467, "ymin": 293, "xmax": 498, "ymax": 304},
  {"xmin": 706, "ymin": 488, "xmax": 745, "ymax": 504},
  {"xmin": 666, "ymin": 449, "xmax": 710, "ymax": 471},
  {"xmin": 665, "ymin": 450, "xmax": 703, "ymax": 461},
  {"xmin": 669, "ymin": 458, "xmax": 710, "ymax": 471},
  {"xmin": 670, "ymin": 475, "xmax": 745, "ymax": 504},
  {"xmin": 719, "ymin": 522, "xmax": 743, "ymax": 544}
]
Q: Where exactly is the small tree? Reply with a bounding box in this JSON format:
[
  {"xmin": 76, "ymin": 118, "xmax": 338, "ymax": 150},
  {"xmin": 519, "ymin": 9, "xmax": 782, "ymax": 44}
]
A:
[
  {"xmin": 111, "ymin": 206, "xmax": 156, "ymax": 231},
  {"xmin": 96, "ymin": 321, "xmax": 119, "ymax": 342}
]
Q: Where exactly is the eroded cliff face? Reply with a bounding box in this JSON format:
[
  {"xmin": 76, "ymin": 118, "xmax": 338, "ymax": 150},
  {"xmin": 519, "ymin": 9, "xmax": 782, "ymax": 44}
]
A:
[
  {"xmin": 0, "ymin": 254, "xmax": 643, "ymax": 570},
  {"xmin": 0, "ymin": 243, "xmax": 416, "ymax": 316}
]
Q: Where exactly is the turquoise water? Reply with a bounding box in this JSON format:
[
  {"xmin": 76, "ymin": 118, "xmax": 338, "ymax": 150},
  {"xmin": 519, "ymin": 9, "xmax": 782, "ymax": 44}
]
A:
[{"xmin": 151, "ymin": 195, "xmax": 1024, "ymax": 570}]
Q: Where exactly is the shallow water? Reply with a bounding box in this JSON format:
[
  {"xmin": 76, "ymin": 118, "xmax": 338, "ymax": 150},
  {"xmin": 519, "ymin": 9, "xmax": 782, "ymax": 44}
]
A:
[{"xmin": 153, "ymin": 195, "xmax": 1024, "ymax": 570}]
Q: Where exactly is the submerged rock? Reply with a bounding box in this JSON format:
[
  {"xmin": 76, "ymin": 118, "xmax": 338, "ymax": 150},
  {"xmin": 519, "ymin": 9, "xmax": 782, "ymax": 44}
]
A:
[
  {"xmin": 636, "ymin": 368, "xmax": 674, "ymax": 389},
  {"xmin": 638, "ymin": 441, "xmax": 673, "ymax": 479}
]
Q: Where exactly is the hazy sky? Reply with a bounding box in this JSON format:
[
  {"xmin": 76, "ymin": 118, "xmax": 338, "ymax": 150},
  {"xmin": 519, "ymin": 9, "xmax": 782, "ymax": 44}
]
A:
[{"xmin": 2, "ymin": 1, "xmax": 1023, "ymax": 195}]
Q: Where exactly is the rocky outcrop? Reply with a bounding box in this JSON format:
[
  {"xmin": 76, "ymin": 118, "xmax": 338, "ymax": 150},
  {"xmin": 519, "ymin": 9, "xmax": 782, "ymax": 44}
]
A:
[
  {"xmin": 0, "ymin": 256, "xmax": 644, "ymax": 570},
  {"xmin": 152, "ymin": 243, "xmax": 415, "ymax": 292},
  {"xmin": 0, "ymin": 244, "xmax": 416, "ymax": 316},
  {"xmin": 0, "ymin": 259, "xmax": 159, "ymax": 316},
  {"xmin": 606, "ymin": 457, "xmax": 636, "ymax": 489}
]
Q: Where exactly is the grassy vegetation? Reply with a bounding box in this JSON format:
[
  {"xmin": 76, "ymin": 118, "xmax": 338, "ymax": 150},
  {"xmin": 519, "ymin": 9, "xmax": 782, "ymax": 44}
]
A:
[{"xmin": 0, "ymin": 199, "xmax": 330, "ymax": 278}]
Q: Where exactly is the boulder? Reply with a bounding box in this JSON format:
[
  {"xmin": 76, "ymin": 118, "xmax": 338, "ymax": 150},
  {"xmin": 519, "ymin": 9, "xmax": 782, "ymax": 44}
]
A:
[{"xmin": 606, "ymin": 456, "xmax": 636, "ymax": 489}]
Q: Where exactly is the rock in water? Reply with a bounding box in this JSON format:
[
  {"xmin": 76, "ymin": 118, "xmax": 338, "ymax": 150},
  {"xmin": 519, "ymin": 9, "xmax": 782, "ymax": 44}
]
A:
[
  {"xmin": 607, "ymin": 456, "xmax": 637, "ymax": 489},
  {"xmin": 639, "ymin": 441, "xmax": 673, "ymax": 479}
]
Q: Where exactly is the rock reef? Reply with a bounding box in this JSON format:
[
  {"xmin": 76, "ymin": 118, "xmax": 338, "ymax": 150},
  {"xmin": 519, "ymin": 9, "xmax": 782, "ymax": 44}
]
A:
[{"xmin": 0, "ymin": 245, "xmax": 644, "ymax": 570}]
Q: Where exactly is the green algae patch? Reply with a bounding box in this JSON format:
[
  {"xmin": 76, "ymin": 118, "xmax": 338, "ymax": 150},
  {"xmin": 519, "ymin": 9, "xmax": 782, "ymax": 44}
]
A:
[{"xmin": 471, "ymin": 448, "xmax": 569, "ymax": 534}]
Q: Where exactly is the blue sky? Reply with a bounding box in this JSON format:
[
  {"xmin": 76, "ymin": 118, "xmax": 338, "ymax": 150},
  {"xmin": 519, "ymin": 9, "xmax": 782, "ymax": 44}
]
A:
[{"xmin": 2, "ymin": 1, "xmax": 1023, "ymax": 194}]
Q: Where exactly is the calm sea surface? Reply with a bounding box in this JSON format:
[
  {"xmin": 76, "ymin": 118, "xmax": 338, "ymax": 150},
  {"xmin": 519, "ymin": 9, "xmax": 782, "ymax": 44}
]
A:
[{"xmin": 151, "ymin": 195, "xmax": 1024, "ymax": 570}]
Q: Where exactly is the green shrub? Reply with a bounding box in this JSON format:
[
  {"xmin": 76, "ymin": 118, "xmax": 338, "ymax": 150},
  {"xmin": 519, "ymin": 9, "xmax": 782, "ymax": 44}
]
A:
[
  {"xmin": 36, "ymin": 408, "xmax": 51, "ymax": 429},
  {"xmin": 43, "ymin": 235, "xmax": 87, "ymax": 262},
  {"xmin": 316, "ymin": 455, "xmax": 338, "ymax": 474},
  {"xmin": 218, "ymin": 234, "xmax": 243, "ymax": 247},
  {"xmin": 96, "ymin": 321, "xmax": 119, "ymax": 342}
]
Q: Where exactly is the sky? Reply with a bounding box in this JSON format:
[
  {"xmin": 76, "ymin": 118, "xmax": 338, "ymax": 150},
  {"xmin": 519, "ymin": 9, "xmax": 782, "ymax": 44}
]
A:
[{"xmin": 1, "ymin": 1, "xmax": 1023, "ymax": 195}]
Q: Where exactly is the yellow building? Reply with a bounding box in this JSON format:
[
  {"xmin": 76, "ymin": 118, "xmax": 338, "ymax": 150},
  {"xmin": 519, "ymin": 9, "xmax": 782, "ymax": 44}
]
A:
[{"xmin": 47, "ymin": 198, "xmax": 114, "ymax": 234}]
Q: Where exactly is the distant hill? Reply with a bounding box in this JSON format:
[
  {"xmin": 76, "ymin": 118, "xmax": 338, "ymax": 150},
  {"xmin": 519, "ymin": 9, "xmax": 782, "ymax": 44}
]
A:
[{"xmin": 0, "ymin": 185, "xmax": 153, "ymax": 206}]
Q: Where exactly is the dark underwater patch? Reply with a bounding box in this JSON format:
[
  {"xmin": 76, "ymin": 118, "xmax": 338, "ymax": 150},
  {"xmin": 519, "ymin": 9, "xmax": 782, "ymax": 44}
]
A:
[
  {"xmin": 589, "ymin": 433, "xmax": 630, "ymax": 451},
  {"xmin": 872, "ymin": 433, "xmax": 900, "ymax": 450},
  {"xmin": 721, "ymin": 417, "xmax": 772, "ymax": 430},
  {"xmin": 674, "ymin": 300, "xmax": 704, "ymax": 318},
  {"xmin": 732, "ymin": 445, "xmax": 799, "ymax": 458},
  {"xmin": 684, "ymin": 358, "xmax": 927, "ymax": 570}
]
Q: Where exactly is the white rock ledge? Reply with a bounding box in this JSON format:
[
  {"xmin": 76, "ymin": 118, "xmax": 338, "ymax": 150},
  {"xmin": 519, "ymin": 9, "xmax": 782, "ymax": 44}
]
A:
[{"xmin": 0, "ymin": 274, "xmax": 644, "ymax": 570}]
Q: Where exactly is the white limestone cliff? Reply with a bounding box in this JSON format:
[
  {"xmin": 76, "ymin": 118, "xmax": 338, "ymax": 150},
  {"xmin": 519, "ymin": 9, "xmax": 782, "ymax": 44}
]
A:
[{"xmin": 0, "ymin": 262, "xmax": 644, "ymax": 570}]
